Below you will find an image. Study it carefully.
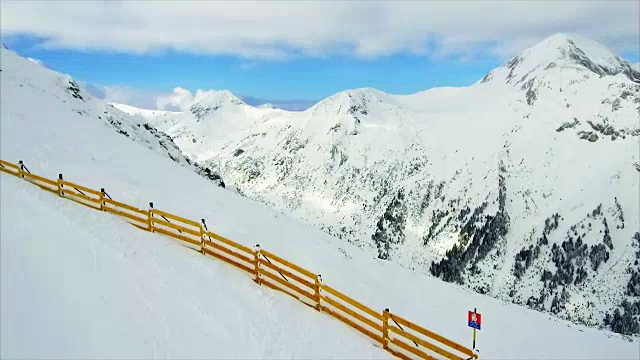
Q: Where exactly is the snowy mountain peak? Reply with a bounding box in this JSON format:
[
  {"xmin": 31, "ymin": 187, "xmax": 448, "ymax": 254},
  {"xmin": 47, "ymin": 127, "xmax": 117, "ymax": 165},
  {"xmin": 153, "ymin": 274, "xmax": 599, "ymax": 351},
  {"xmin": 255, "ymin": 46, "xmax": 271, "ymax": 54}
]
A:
[
  {"xmin": 302, "ymin": 87, "xmax": 414, "ymax": 136},
  {"xmin": 194, "ymin": 89, "xmax": 245, "ymax": 106},
  {"xmin": 308, "ymin": 88, "xmax": 391, "ymax": 117},
  {"xmin": 482, "ymin": 33, "xmax": 640, "ymax": 86},
  {"xmin": 187, "ymin": 89, "xmax": 247, "ymax": 121}
]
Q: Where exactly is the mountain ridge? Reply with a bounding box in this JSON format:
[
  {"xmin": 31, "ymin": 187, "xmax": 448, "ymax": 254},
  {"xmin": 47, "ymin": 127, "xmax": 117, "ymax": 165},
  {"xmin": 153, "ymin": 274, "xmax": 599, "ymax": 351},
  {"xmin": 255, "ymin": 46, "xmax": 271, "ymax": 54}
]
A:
[
  {"xmin": 481, "ymin": 33, "xmax": 640, "ymax": 85},
  {"xmin": 102, "ymin": 33, "xmax": 640, "ymax": 336},
  {"xmin": 0, "ymin": 47, "xmax": 226, "ymax": 187},
  {"xmin": 116, "ymin": 33, "xmax": 640, "ymax": 119}
]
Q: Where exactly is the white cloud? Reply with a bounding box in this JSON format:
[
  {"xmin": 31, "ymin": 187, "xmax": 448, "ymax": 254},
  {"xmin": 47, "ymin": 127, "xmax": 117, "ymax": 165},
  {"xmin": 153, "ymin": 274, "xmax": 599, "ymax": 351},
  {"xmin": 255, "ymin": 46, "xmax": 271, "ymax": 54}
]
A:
[
  {"xmin": 155, "ymin": 87, "xmax": 240, "ymax": 111},
  {"xmin": 86, "ymin": 84, "xmax": 318, "ymax": 111},
  {"xmin": 1, "ymin": 0, "xmax": 637, "ymax": 60},
  {"xmin": 156, "ymin": 87, "xmax": 198, "ymax": 111},
  {"xmin": 84, "ymin": 84, "xmax": 164, "ymax": 110}
]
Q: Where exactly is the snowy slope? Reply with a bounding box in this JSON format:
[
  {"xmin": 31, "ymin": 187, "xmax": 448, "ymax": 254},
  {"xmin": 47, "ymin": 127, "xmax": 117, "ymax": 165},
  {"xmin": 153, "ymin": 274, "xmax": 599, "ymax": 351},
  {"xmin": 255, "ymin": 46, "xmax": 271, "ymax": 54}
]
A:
[
  {"xmin": 118, "ymin": 34, "xmax": 640, "ymax": 335},
  {"xmin": 0, "ymin": 176, "xmax": 389, "ymax": 359},
  {"xmin": 2, "ymin": 61, "xmax": 639, "ymax": 358},
  {"xmin": 110, "ymin": 102, "xmax": 181, "ymax": 125},
  {"xmin": 0, "ymin": 47, "xmax": 224, "ymax": 187}
]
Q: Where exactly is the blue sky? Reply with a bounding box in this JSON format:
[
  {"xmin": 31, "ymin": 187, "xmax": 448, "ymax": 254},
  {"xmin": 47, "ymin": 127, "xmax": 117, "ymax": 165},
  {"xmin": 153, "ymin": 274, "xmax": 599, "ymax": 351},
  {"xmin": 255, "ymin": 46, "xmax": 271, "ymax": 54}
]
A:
[
  {"xmin": 3, "ymin": 34, "xmax": 504, "ymax": 100},
  {"xmin": 1, "ymin": 1, "xmax": 638, "ymax": 110}
]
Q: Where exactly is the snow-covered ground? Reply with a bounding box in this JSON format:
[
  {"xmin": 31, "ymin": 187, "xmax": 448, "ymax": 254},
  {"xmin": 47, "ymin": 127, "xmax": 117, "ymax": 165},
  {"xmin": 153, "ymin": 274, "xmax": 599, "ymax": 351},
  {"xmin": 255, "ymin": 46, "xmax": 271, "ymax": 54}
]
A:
[
  {"xmin": 0, "ymin": 176, "xmax": 389, "ymax": 359},
  {"xmin": 1, "ymin": 41, "xmax": 640, "ymax": 358}
]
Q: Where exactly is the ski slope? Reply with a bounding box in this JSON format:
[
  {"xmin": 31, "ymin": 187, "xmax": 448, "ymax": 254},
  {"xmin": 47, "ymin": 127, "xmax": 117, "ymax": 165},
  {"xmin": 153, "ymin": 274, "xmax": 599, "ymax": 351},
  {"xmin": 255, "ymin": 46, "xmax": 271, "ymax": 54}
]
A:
[
  {"xmin": 1, "ymin": 40, "xmax": 639, "ymax": 359},
  {"xmin": 0, "ymin": 176, "xmax": 389, "ymax": 359}
]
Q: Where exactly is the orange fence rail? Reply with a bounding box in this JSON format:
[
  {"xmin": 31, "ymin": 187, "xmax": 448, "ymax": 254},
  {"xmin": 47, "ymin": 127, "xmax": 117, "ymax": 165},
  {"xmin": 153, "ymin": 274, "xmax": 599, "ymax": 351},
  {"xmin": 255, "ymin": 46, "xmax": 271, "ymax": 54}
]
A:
[{"xmin": 0, "ymin": 159, "xmax": 478, "ymax": 360}]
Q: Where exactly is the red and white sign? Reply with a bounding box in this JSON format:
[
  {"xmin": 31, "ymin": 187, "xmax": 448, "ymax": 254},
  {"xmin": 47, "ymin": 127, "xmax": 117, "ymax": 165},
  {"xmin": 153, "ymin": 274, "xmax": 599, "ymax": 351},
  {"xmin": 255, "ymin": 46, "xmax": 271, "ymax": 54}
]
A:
[{"xmin": 468, "ymin": 310, "xmax": 482, "ymax": 330}]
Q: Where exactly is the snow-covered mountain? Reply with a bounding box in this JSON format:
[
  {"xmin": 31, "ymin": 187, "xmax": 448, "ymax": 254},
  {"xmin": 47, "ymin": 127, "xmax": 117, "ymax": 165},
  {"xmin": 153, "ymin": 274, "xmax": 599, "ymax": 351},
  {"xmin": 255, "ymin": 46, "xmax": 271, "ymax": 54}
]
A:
[
  {"xmin": 0, "ymin": 47, "xmax": 225, "ymax": 187},
  {"xmin": 112, "ymin": 33, "xmax": 640, "ymax": 336},
  {"xmin": 114, "ymin": 90, "xmax": 289, "ymax": 160},
  {"xmin": 480, "ymin": 33, "xmax": 640, "ymax": 87},
  {"xmin": 2, "ymin": 37, "xmax": 639, "ymax": 357}
]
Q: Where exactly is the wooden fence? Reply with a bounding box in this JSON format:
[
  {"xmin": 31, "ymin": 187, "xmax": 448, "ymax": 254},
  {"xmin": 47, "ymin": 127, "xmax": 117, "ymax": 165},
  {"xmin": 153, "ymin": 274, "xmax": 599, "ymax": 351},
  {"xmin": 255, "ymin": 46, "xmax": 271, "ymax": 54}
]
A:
[{"xmin": 0, "ymin": 159, "xmax": 478, "ymax": 360}]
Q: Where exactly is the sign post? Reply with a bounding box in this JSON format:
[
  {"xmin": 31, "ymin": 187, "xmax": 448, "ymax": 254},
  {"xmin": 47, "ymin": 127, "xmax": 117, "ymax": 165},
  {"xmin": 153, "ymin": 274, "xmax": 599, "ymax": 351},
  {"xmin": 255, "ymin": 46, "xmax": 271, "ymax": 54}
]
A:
[{"xmin": 468, "ymin": 308, "xmax": 481, "ymax": 350}]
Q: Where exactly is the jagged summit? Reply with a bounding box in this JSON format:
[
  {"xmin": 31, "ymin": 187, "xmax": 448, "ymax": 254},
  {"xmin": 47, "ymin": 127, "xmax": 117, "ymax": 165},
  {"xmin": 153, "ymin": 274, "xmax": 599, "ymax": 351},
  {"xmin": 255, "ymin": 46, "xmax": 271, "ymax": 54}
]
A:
[{"xmin": 482, "ymin": 33, "xmax": 640, "ymax": 85}]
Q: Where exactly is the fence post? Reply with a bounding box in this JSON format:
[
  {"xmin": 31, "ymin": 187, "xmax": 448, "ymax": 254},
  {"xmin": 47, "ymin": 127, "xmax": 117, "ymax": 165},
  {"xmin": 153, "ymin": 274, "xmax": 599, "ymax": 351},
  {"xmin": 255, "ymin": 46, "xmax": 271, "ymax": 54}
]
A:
[
  {"xmin": 200, "ymin": 219, "xmax": 207, "ymax": 255},
  {"xmin": 148, "ymin": 202, "xmax": 154, "ymax": 232},
  {"xmin": 18, "ymin": 161, "xmax": 24, "ymax": 179},
  {"xmin": 315, "ymin": 274, "xmax": 322, "ymax": 311},
  {"xmin": 57, "ymin": 174, "xmax": 64, "ymax": 197},
  {"xmin": 382, "ymin": 308, "xmax": 390, "ymax": 350},
  {"xmin": 99, "ymin": 188, "xmax": 105, "ymax": 211},
  {"xmin": 254, "ymin": 244, "xmax": 261, "ymax": 285}
]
